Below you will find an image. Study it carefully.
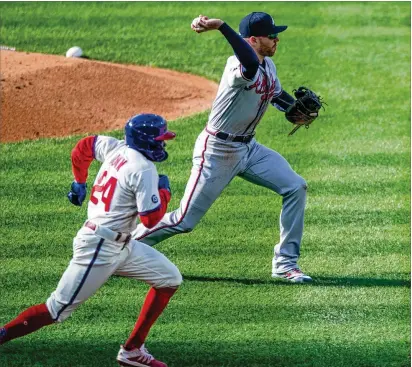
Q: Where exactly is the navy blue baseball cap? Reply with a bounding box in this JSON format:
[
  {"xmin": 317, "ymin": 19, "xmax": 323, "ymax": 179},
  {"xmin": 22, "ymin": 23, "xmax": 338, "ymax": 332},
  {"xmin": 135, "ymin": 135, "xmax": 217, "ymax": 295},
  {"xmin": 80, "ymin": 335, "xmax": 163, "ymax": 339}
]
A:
[{"xmin": 239, "ymin": 12, "xmax": 287, "ymax": 38}]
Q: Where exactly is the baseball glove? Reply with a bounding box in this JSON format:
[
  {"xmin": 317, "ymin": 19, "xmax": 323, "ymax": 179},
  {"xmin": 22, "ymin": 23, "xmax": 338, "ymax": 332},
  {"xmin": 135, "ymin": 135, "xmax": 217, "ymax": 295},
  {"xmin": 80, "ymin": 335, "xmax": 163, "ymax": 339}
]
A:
[{"xmin": 285, "ymin": 86, "xmax": 325, "ymax": 136}]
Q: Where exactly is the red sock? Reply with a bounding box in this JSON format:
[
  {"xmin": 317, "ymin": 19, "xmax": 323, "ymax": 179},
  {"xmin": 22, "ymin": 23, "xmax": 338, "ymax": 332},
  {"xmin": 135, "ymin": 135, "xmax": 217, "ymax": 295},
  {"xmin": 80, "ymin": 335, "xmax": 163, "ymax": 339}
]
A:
[
  {"xmin": 124, "ymin": 287, "xmax": 177, "ymax": 351},
  {"xmin": 0, "ymin": 303, "xmax": 54, "ymax": 344}
]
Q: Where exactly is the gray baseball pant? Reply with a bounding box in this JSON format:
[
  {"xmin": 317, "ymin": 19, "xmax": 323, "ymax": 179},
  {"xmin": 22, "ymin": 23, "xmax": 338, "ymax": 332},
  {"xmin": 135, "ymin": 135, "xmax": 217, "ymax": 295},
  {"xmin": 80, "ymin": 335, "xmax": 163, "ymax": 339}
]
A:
[{"xmin": 132, "ymin": 130, "xmax": 307, "ymax": 273}]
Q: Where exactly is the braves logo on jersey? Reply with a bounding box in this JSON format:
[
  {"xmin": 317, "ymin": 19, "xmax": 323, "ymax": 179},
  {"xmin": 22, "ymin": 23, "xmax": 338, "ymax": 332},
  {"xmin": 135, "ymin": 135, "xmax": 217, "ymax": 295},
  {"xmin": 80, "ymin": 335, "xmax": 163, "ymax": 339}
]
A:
[{"xmin": 245, "ymin": 72, "xmax": 276, "ymax": 101}]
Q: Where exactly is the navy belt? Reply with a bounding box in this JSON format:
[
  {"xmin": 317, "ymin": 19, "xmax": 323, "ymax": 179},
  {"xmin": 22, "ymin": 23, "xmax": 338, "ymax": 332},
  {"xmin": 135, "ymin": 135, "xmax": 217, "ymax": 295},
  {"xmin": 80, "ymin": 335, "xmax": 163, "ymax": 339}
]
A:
[{"xmin": 215, "ymin": 131, "xmax": 254, "ymax": 143}]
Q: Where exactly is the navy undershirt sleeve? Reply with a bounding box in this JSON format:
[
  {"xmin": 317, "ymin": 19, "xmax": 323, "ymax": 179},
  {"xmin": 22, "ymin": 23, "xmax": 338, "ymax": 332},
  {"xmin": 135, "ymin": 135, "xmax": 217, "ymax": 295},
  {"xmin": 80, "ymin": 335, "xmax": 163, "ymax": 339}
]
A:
[
  {"xmin": 271, "ymin": 89, "xmax": 296, "ymax": 112},
  {"xmin": 218, "ymin": 22, "xmax": 259, "ymax": 80}
]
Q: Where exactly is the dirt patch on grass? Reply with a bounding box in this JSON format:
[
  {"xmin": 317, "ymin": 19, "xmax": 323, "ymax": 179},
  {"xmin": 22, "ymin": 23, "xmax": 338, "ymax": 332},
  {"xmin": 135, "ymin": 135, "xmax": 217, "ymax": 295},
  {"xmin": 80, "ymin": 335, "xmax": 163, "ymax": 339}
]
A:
[{"xmin": 0, "ymin": 51, "xmax": 218, "ymax": 142}]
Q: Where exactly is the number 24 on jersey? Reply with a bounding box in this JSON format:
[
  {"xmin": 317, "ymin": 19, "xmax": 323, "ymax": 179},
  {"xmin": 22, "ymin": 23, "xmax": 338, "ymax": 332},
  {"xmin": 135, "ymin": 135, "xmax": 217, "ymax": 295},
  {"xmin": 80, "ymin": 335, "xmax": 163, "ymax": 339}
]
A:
[{"xmin": 90, "ymin": 170, "xmax": 117, "ymax": 212}]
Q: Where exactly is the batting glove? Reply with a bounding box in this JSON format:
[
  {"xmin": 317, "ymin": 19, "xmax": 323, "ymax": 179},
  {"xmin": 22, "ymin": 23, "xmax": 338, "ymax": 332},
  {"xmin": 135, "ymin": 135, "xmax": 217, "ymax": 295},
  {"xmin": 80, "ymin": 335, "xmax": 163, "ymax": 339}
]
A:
[
  {"xmin": 158, "ymin": 174, "xmax": 171, "ymax": 194},
  {"xmin": 67, "ymin": 181, "xmax": 87, "ymax": 206}
]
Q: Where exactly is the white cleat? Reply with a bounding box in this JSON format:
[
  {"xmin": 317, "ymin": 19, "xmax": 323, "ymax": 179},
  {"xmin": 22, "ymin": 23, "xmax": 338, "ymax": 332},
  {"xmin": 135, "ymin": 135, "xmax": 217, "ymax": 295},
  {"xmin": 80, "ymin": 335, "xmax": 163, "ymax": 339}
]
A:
[
  {"xmin": 272, "ymin": 268, "xmax": 313, "ymax": 283},
  {"xmin": 117, "ymin": 344, "xmax": 167, "ymax": 367}
]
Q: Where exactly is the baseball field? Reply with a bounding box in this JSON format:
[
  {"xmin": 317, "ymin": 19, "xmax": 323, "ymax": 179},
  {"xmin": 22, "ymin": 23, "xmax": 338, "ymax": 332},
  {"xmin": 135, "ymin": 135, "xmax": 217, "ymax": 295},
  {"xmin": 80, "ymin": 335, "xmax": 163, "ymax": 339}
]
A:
[{"xmin": 0, "ymin": 2, "xmax": 410, "ymax": 367}]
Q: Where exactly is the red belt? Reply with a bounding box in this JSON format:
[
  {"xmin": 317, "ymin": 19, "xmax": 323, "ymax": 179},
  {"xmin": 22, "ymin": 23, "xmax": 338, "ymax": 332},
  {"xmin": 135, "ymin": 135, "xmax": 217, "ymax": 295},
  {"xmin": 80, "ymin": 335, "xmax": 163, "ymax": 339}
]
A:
[
  {"xmin": 84, "ymin": 221, "xmax": 97, "ymax": 231},
  {"xmin": 84, "ymin": 221, "xmax": 131, "ymax": 244}
]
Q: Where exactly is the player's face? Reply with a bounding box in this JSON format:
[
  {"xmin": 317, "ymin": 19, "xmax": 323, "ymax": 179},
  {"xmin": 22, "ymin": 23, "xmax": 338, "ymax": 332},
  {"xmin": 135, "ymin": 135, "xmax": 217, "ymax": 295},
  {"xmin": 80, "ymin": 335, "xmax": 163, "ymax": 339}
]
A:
[{"xmin": 255, "ymin": 35, "xmax": 279, "ymax": 57}]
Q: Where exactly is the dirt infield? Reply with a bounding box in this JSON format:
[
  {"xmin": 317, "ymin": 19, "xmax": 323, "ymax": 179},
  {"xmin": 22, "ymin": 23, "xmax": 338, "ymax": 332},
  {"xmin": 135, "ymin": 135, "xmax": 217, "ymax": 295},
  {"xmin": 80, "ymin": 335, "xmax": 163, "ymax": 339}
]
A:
[{"xmin": 0, "ymin": 51, "xmax": 218, "ymax": 142}]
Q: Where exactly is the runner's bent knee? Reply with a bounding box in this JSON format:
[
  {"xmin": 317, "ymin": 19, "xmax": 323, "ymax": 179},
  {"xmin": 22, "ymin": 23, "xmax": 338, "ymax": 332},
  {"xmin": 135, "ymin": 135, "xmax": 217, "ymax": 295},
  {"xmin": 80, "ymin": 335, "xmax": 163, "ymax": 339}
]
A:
[
  {"xmin": 156, "ymin": 264, "xmax": 182, "ymax": 288},
  {"xmin": 46, "ymin": 293, "xmax": 78, "ymax": 323}
]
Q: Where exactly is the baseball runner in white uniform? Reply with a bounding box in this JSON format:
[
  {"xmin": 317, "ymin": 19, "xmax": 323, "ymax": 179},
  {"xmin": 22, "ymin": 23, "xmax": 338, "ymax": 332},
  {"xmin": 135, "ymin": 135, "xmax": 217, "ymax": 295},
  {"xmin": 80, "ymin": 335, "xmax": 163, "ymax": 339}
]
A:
[
  {"xmin": 0, "ymin": 114, "xmax": 181, "ymax": 367},
  {"xmin": 132, "ymin": 12, "xmax": 314, "ymax": 283}
]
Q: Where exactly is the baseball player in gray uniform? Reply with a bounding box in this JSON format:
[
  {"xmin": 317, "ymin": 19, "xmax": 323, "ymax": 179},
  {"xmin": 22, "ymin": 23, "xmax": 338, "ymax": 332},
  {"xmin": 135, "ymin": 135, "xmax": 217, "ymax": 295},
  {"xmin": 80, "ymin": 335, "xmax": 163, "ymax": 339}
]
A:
[
  {"xmin": 132, "ymin": 12, "xmax": 313, "ymax": 283},
  {"xmin": 0, "ymin": 114, "xmax": 181, "ymax": 367}
]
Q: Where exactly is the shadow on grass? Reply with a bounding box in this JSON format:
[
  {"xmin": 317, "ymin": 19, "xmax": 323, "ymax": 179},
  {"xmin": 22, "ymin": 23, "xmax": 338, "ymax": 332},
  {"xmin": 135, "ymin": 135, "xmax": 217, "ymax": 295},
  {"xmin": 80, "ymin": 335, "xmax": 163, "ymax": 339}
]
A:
[
  {"xmin": 183, "ymin": 274, "xmax": 411, "ymax": 287},
  {"xmin": 0, "ymin": 338, "xmax": 409, "ymax": 367}
]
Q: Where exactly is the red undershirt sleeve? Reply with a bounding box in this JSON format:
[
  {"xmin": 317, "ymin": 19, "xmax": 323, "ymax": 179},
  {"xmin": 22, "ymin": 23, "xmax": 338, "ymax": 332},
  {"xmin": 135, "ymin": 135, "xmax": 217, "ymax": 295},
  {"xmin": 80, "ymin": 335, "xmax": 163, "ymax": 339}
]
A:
[
  {"xmin": 139, "ymin": 188, "xmax": 171, "ymax": 228},
  {"xmin": 71, "ymin": 136, "xmax": 96, "ymax": 184}
]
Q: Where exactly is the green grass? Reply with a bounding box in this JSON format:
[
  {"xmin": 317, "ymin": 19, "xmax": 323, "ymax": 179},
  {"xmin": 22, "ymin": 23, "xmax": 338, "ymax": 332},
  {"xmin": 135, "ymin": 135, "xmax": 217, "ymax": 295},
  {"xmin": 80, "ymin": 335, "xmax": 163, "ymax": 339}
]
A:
[{"xmin": 0, "ymin": 2, "xmax": 410, "ymax": 367}]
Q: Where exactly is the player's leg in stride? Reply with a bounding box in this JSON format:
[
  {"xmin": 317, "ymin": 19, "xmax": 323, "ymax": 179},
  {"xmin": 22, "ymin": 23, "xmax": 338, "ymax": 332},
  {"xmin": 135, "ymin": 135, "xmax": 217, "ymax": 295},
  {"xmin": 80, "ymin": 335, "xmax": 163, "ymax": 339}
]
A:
[
  {"xmin": 0, "ymin": 304, "xmax": 54, "ymax": 345},
  {"xmin": 115, "ymin": 240, "xmax": 183, "ymax": 367}
]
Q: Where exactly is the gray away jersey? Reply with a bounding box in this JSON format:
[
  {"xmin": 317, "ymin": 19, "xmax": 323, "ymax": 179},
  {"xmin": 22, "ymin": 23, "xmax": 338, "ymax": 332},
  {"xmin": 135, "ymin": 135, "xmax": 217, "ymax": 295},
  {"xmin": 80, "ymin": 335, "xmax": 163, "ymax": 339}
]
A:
[{"xmin": 207, "ymin": 55, "xmax": 282, "ymax": 136}]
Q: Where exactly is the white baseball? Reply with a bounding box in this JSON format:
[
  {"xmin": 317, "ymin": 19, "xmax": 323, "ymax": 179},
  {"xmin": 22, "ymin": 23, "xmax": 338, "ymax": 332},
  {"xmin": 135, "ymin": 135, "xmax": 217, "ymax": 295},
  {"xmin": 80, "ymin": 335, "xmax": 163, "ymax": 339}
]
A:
[
  {"xmin": 66, "ymin": 46, "xmax": 83, "ymax": 58},
  {"xmin": 191, "ymin": 17, "xmax": 206, "ymax": 32}
]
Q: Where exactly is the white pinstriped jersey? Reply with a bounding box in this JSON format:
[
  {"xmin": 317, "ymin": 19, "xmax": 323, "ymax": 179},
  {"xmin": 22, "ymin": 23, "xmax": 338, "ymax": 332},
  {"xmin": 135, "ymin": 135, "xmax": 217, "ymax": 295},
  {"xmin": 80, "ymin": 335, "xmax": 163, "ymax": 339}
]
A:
[
  {"xmin": 207, "ymin": 55, "xmax": 282, "ymax": 136},
  {"xmin": 87, "ymin": 136, "xmax": 160, "ymax": 232}
]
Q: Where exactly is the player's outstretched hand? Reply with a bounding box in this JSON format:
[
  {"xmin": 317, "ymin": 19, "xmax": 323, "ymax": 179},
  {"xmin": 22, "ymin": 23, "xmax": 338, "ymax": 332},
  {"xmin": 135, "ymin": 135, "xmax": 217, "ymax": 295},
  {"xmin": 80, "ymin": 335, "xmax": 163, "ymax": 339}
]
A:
[
  {"xmin": 67, "ymin": 181, "xmax": 87, "ymax": 206},
  {"xmin": 191, "ymin": 14, "xmax": 224, "ymax": 33}
]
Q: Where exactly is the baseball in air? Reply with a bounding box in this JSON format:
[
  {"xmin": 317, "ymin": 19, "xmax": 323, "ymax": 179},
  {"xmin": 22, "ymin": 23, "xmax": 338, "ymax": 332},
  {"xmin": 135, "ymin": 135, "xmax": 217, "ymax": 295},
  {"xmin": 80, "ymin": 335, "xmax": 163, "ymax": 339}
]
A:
[{"xmin": 66, "ymin": 46, "xmax": 83, "ymax": 58}]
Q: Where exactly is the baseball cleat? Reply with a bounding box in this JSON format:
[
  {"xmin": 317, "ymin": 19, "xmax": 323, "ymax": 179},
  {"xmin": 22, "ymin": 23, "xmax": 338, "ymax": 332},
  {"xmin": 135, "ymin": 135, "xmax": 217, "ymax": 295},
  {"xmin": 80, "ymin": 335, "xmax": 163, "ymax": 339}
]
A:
[
  {"xmin": 117, "ymin": 344, "xmax": 167, "ymax": 367},
  {"xmin": 272, "ymin": 268, "xmax": 313, "ymax": 283}
]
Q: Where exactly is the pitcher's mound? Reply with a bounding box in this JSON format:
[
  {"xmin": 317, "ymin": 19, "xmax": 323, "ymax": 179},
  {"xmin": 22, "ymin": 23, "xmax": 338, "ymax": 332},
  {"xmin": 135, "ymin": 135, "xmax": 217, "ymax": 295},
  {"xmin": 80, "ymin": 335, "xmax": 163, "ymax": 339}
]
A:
[{"xmin": 1, "ymin": 51, "xmax": 218, "ymax": 142}]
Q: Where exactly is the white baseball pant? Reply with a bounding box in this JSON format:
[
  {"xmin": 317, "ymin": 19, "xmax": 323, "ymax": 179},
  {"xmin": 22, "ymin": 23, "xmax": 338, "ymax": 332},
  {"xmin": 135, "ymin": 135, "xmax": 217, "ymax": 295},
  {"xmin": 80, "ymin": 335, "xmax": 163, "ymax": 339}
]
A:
[{"xmin": 46, "ymin": 226, "xmax": 182, "ymax": 322}]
